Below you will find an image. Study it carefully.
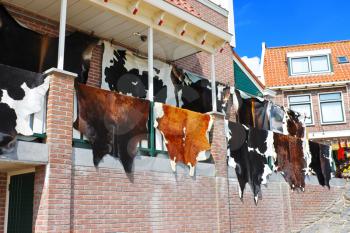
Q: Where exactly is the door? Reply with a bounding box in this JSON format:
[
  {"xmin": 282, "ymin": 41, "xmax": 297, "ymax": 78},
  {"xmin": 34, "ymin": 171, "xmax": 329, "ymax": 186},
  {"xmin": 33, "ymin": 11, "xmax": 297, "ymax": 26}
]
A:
[{"xmin": 7, "ymin": 172, "xmax": 35, "ymax": 233}]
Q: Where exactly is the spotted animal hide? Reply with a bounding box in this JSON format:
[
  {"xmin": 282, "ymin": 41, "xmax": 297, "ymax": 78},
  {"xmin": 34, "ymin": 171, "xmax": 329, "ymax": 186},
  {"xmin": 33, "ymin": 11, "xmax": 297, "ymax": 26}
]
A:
[
  {"xmin": 154, "ymin": 102, "xmax": 213, "ymax": 176},
  {"xmin": 101, "ymin": 41, "xmax": 234, "ymax": 115},
  {"xmin": 0, "ymin": 64, "xmax": 49, "ymax": 154},
  {"xmin": 273, "ymin": 133, "xmax": 306, "ymax": 191},
  {"xmin": 227, "ymin": 121, "xmax": 275, "ymax": 204},
  {"xmin": 74, "ymin": 83, "xmax": 150, "ymax": 173}
]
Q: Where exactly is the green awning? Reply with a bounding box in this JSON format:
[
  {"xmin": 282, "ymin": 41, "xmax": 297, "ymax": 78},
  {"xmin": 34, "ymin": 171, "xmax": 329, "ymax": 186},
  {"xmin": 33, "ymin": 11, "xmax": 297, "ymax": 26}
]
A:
[{"xmin": 234, "ymin": 61, "xmax": 263, "ymax": 97}]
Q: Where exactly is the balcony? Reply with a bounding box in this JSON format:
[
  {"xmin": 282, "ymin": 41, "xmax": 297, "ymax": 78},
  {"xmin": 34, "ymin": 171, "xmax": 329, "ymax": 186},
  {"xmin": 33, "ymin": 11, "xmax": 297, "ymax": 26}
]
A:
[{"xmin": 0, "ymin": 0, "xmax": 230, "ymax": 172}]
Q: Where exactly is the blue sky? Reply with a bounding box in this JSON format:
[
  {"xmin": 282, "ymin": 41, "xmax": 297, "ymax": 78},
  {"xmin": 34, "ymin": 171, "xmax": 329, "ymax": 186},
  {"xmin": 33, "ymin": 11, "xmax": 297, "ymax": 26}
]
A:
[{"xmin": 234, "ymin": 0, "xmax": 350, "ymax": 58}]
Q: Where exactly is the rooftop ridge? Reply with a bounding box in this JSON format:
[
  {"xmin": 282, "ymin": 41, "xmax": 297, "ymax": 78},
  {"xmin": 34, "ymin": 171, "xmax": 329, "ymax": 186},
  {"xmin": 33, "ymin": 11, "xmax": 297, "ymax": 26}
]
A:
[{"xmin": 266, "ymin": 39, "xmax": 350, "ymax": 50}]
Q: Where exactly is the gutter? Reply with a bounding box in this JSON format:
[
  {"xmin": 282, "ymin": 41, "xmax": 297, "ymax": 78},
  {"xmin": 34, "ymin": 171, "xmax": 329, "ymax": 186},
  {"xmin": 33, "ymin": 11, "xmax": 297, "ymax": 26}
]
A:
[{"xmin": 269, "ymin": 80, "xmax": 350, "ymax": 91}]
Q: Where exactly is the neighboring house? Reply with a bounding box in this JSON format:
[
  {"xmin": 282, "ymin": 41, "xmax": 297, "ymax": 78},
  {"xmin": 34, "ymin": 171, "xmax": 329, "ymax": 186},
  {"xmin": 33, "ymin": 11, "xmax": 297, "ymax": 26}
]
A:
[
  {"xmin": 232, "ymin": 50, "xmax": 265, "ymax": 97},
  {"xmin": 262, "ymin": 40, "xmax": 350, "ymax": 147}
]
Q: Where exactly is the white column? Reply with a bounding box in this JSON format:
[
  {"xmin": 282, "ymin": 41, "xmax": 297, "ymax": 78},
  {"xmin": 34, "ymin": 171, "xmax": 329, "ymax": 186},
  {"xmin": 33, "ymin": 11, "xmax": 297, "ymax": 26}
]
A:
[
  {"xmin": 211, "ymin": 53, "xmax": 217, "ymax": 112},
  {"xmin": 57, "ymin": 0, "xmax": 68, "ymax": 70},
  {"xmin": 147, "ymin": 27, "xmax": 154, "ymax": 101}
]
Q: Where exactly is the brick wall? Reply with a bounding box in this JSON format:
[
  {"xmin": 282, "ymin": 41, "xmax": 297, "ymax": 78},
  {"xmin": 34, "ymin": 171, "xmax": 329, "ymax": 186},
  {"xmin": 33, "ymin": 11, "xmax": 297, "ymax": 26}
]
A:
[
  {"xmin": 71, "ymin": 167, "xmax": 221, "ymax": 233},
  {"xmin": 173, "ymin": 43, "xmax": 234, "ymax": 86},
  {"xmin": 186, "ymin": 0, "xmax": 228, "ymax": 31},
  {"xmin": 229, "ymin": 175, "xmax": 345, "ymax": 233},
  {"xmin": 6, "ymin": 5, "xmax": 59, "ymax": 37},
  {"xmin": 273, "ymin": 86, "xmax": 350, "ymax": 134},
  {"xmin": 170, "ymin": 0, "xmax": 233, "ymax": 86},
  {"xmin": 0, "ymin": 173, "xmax": 6, "ymax": 233}
]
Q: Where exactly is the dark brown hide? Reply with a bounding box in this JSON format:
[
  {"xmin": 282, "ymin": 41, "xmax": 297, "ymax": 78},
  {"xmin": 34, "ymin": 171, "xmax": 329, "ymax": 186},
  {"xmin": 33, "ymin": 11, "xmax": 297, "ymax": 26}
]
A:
[
  {"xmin": 273, "ymin": 133, "xmax": 306, "ymax": 190},
  {"xmin": 319, "ymin": 144, "xmax": 331, "ymax": 189},
  {"xmin": 74, "ymin": 84, "xmax": 149, "ymax": 173},
  {"xmin": 0, "ymin": 103, "xmax": 17, "ymax": 154},
  {"xmin": 155, "ymin": 103, "xmax": 211, "ymax": 175},
  {"xmin": 235, "ymin": 90, "xmax": 270, "ymax": 130},
  {"xmin": 286, "ymin": 110, "xmax": 304, "ymax": 138},
  {"xmin": 309, "ymin": 141, "xmax": 331, "ymax": 188},
  {"xmin": 0, "ymin": 5, "xmax": 98, "ymax": 83}
]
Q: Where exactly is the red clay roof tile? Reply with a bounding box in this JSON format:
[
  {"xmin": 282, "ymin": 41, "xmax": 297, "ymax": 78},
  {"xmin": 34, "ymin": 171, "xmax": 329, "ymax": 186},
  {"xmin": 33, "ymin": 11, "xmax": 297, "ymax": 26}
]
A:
[{"xmin": 263, "ymin": 40, "xmax": 350, "ymax": 87}]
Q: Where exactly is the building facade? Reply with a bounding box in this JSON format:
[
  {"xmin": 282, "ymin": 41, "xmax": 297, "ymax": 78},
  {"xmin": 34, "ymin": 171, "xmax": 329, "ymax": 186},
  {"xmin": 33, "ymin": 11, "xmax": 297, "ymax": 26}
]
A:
[
  {"xmin": 0, "ymin": 1, "xmax": 347, "ymax": 233},
  {"xmin": 262, "ymin": 40, "xmax": 350, "ymax": 147}
]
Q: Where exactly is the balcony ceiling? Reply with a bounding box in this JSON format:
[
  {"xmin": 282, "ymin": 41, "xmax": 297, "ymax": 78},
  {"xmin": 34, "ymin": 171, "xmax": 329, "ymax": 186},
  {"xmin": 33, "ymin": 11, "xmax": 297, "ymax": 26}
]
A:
[{"xmin": 3, "ymin": 0, "xmax": 232, "ymax": 61}]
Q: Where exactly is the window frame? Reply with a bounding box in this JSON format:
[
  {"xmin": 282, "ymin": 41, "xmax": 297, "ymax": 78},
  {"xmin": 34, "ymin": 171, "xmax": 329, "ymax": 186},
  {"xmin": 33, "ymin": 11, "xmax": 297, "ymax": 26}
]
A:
[
  {"xmin": 318, "ymin": 91, "xmax": 346, "ymax": 125},
  {"xmin": 337, "ymin": 56, "xmax": 349, "ymax": 64},
  {"xmin": 288, "ymin": 54, "xmax": 332, "ymax": 76},
  {"xmin": 287, "ymin": 94, "xmax": 314, "ymax": 126}
]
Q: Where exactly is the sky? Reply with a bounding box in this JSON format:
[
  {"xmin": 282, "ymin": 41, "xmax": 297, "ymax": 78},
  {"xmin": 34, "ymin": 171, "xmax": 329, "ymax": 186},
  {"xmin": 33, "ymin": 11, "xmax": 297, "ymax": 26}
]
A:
[{"xmin": 234, "ymin": 0, "xmax": 350, "ymax": 74}]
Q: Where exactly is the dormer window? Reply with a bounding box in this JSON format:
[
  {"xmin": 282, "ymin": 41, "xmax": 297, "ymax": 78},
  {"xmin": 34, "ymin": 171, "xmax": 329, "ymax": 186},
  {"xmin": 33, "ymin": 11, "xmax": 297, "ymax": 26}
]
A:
[{"xmin": 287, "ymin": 49, "xmax": 332, "ymax": 76}]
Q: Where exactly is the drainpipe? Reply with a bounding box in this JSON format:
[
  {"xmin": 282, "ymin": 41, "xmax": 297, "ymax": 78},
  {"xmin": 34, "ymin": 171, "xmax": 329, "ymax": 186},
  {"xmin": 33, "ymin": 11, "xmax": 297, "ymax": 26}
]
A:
[{"xmin": 211, "ymin": 54, "xmax": 217, "ymax": 112}]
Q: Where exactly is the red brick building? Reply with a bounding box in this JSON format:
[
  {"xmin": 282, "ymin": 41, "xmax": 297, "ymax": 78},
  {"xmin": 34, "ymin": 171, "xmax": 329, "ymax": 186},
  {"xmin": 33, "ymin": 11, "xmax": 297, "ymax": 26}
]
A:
[
  {"xmin": 262, "ymin": 40, "xmax": 350, "ymax": 148},
  {"xmin": 0, "ymin": 1, "xmax": 346, "ymax": 233}
]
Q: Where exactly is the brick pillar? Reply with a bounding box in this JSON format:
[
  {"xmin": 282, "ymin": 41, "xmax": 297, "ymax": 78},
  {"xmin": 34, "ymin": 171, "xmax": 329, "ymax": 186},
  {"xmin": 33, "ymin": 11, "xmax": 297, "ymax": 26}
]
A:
[
  {"xmin": 210, "ymin": 113, "xmax": 231, "ymax": 232},
  {"xmin": 33, "ymin": 69, "xmax": 76, "ymax": 233},
  {"xmin": 86, "ymin": 45, "xmax": 102, "ymax": 88},
  {"xmin": 0, "ymin": 173, "xmax": 7, "ymax": 233}
]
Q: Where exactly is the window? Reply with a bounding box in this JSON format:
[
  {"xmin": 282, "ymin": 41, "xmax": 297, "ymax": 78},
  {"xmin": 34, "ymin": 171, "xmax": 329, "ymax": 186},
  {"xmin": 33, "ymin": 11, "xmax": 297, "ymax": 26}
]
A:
[
  {"xmin": 310, "ymin": 56, "xmax": 329, "ymax": 72},
  {"xmin": 319, "ymin": 92, "xmax": 345, "ymax": 124},
  {"xmin": 291, "ymin": 57, "xmax": 309, "ymax": 74},
  {"xmin": 289, "ymin": 55, "xmax": 331, "ymax": 75},
  {"xmin": 337, "ymin": 56, "xmax": 349, "ymax": 64},
  {"xmin": 288, "ymin": 95, "xmax": 313, "ymax": 125}
]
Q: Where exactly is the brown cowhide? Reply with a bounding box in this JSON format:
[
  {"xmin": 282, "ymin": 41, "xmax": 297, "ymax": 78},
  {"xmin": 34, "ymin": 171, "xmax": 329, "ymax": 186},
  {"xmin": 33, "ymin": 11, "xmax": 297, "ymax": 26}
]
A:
[
  {"xmin": 273, "ymin": 133, "xmax": 306, "ymax": 190},
  {"xmin": 154, "ymin": 102, "xmax": 213, "ymax": 176},
  {"xmin": 286, "ymin": 110, "xmax": 305, "ymax": 138},
  {"xmin": 74, "ymin": 83, "xmax": 149, "ymax": 173}
]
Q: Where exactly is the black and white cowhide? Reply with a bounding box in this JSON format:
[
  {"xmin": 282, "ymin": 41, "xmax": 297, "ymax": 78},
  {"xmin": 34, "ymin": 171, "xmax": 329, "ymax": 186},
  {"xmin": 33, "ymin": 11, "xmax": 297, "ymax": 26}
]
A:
[
  {"xmin": 101, "ymin": 41, "xmax": 234, "ymax": 115},
  {"xmin": 226, "ymin": 121, "xmax": 276, "ymax": 204},
  {"xmin": 0, "ymin": 64, "xmax": 49, "ymax": 154}
]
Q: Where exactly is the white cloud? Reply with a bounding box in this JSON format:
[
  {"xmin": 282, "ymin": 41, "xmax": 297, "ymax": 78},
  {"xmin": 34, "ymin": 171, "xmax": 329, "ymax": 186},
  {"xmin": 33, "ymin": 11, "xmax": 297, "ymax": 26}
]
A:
[{"xmin": 241, "ymin": 56, "xmax": 261, "ymax": 77}]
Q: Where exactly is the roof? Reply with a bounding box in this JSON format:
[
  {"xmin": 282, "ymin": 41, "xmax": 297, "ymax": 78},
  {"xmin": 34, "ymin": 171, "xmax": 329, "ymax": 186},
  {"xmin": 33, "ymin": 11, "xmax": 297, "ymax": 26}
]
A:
[
  {"xmin": 232, "ymin": 49, "xmax": 265, "ymax": 89},
  {"xmin": 234, "ymin": 61, "xmax": 263, "ymax": 97},
  {"xmin": 164, "ymin": 0, "xmax": 201, "ymax": 18},
  {"xmin": 263, "ymin": 40, "xmax": 350, "ymax": 88}
]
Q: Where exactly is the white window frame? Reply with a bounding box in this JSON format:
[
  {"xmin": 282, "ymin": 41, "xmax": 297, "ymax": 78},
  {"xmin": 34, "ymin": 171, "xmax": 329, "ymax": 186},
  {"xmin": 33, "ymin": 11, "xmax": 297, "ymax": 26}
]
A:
[
  {"xmin": 318, "ymin": 91, "xmax": 346, "ymax": 125},
  {"xmin": 4, "ymin": 168, "xmax": 35, "ymax": 233},
  {"xmin": 289, "ymin": 54, "xmax": 332, "ymax": 76},
  {"xmin": 287, "ymin": 94, "xmax": 315, "ymax": 126}
]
